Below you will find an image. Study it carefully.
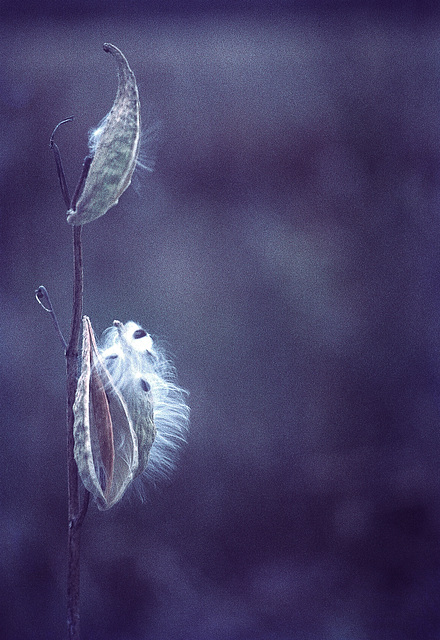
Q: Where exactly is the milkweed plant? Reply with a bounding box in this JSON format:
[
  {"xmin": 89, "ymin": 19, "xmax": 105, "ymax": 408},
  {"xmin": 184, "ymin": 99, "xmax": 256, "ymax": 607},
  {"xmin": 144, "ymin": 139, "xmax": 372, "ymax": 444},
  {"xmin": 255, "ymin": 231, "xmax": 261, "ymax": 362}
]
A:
[{"xmin": 35, "ymin": 44, "xmax": 189, "ymax": 640}]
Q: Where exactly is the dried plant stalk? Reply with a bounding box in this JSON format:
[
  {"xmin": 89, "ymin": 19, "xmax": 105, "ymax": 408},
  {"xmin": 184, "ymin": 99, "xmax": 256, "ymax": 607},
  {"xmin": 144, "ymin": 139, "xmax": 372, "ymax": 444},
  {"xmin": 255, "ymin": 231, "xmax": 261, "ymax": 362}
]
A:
[
  {"xmin": 38, "ymin": 42, "xmax": 188, "ymax": 640},
  {"xmin": 66, "ymin": 226, "xmax": 85, "ymax": 640}
]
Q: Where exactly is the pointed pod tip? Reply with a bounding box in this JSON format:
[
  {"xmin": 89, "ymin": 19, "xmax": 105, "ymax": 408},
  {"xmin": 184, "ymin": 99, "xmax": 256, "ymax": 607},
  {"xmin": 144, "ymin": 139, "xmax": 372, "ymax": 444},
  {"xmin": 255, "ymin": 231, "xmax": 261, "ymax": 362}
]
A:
[
  {"xmin": 102, "ymin": 43, "xmax": 133, "ymax": 77},
  {"xmin": 103, "ymin": 43, "xmax": 128, "ymax": 65}
]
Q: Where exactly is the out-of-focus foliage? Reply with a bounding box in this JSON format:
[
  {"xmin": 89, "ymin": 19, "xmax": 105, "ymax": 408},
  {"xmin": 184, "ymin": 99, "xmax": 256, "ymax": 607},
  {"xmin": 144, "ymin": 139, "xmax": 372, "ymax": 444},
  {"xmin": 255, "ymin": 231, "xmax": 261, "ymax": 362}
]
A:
[{"xmin": 1, "ymin": 10, "xmax": 440, "ymax": 640}]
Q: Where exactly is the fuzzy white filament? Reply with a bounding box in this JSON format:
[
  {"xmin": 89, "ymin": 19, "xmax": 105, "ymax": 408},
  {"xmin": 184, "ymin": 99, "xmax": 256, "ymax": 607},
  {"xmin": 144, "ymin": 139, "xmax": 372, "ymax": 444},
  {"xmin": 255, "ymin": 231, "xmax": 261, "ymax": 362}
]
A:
[
  {"xmin": 87, "ymin": 114, "xmax": 109, "ymax": 155},
  {"xmin": 100, "ymin": 321, "xmax": 190, "ymax": 489}
]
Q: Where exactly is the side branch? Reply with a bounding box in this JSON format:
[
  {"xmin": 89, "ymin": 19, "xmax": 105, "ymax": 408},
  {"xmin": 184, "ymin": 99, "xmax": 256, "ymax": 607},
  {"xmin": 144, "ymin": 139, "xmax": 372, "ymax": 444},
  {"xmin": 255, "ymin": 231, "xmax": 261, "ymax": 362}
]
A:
[{"xmin": 35, "ymin": 285, "xmax": 68, "ymax": 350}]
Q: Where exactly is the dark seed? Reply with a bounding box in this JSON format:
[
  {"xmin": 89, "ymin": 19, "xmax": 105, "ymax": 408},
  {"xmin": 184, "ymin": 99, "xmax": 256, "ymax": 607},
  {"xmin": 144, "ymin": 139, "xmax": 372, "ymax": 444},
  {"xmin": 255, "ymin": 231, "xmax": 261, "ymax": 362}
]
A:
[
  {"xmin": 133, "ymin": 329, "xmax": 147, "ymax": 339},
  {"xmin": 140, "ymin": 379, "xmax": 150, "ymax": 392}
]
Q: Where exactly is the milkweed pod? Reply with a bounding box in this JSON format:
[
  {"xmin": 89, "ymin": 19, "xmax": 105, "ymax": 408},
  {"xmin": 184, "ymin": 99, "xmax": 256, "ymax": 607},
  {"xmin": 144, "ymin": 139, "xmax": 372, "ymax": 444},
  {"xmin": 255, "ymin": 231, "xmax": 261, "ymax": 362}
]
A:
[
  {"xmin": 100, "ymin": 320, "xmax": 190, "ymax": 487},
  {"xmin": 104, "ymin": 321, "xmax": 156, "ymax": 477},
  {"xmin": 67, "ymin": 43, "xmax": 140, "ymax": 225},
  {"xmin": 74, "ymin": 317, "xmax": 189, "ymax": 509},
  {"xmin": 73, "ymin": 316, "xmax": 139, "ymax": 510}
]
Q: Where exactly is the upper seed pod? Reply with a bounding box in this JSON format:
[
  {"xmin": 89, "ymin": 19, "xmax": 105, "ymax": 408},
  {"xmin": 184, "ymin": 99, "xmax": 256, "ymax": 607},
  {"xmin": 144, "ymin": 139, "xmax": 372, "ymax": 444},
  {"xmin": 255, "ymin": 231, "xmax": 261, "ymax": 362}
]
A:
[{"xmin": 67, "ymin": 43, "xmax": 140, "ymax": 225}]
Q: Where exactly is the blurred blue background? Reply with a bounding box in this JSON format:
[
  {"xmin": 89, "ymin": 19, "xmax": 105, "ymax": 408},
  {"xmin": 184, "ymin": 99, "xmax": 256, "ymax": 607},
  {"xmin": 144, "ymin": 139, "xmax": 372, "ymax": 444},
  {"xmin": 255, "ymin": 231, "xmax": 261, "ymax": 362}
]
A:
[{"xmin": 1, "ymin": 2, "xmax": 440, "ymax": 639}]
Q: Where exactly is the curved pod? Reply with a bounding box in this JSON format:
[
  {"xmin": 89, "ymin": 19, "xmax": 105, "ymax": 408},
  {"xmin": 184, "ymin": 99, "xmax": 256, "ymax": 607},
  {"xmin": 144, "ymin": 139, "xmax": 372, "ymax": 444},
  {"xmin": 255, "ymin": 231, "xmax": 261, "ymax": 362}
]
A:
[{"xmin": 67, "ymin": 43, "xmax": 140, "ymax": 225}]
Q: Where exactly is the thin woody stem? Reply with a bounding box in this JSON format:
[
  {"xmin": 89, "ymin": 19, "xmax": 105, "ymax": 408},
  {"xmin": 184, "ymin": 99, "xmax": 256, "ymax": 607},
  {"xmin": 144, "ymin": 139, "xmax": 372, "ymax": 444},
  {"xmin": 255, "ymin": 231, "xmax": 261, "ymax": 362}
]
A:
[
  {"xmin": 66, "ymin": 224, "xmax": 89, "ymax": 640},
  {"xmin": 48, "ymin": 117, "xmax": 89, "ymax": 638}
]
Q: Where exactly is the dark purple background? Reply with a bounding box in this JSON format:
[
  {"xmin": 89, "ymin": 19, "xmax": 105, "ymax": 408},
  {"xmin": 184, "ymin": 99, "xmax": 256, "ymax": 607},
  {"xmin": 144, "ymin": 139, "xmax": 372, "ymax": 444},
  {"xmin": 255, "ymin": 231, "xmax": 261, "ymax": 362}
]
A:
[{"xmin": 1, "ymin": 5, "xmax": 440, "ymax": 639}]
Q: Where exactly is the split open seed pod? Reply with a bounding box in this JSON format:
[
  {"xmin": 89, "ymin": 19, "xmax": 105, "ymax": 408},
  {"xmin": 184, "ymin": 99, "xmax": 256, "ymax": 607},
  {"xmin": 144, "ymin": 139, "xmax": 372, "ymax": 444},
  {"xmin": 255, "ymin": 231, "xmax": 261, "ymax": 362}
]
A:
[{"xmin": 73, "ymin": 316, "xmax": 139, "ymax": 509}]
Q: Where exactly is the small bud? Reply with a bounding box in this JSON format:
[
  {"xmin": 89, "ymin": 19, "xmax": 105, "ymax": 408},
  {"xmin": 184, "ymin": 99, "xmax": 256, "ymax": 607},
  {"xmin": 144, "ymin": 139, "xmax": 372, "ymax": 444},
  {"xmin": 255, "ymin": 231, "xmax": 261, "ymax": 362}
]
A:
[{"xmin": 67, "ymin": 43, "xmax": 141, "ymax": 225}]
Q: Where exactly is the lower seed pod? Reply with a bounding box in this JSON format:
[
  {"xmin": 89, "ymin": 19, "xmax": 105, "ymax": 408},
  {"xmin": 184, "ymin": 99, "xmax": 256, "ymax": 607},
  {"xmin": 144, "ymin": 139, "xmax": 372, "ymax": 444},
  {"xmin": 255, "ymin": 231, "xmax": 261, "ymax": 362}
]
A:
[
  {"xmin": 73, "ymin": 316, "xmax": 138, "ymax": 510},
  {"xmin": 73, "ymin": 316, "xmax": 189, "ymax": 509},
  {"xmin": 100, "ymin": 320, "xmax": 190, "ymax": 488}
]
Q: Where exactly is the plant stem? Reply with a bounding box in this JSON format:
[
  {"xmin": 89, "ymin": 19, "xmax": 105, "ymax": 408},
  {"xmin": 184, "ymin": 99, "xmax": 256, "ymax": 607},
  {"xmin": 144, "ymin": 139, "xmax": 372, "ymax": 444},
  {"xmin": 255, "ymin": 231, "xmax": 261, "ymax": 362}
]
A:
[{"xmin": 66, "ymin": 224, "xmax": 88, "ymax": 640}]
